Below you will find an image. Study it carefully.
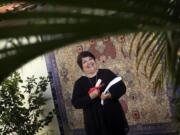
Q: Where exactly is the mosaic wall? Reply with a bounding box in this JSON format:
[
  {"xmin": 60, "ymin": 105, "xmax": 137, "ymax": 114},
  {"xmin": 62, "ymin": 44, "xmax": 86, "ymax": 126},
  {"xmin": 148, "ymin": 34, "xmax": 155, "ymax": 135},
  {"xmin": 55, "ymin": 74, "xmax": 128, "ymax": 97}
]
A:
[{"xmin": 54, "ymin": 34, "xmax": 171, "ymax": 129}]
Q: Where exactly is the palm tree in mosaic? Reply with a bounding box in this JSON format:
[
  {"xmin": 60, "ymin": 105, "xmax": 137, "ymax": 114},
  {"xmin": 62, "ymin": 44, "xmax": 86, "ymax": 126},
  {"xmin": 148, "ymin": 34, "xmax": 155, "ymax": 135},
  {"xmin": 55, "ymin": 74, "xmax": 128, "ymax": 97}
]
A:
[{"xmin": 0, "ymin": 0, "xmax": 179, "ymax": 127}]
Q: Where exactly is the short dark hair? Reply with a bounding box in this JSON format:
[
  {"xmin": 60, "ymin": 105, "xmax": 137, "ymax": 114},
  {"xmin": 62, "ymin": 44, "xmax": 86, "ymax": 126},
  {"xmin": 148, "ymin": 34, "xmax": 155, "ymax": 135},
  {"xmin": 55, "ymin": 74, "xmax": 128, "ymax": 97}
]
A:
[{"xmin": 77, "ymin": 51, "xmax": 95, "ymax": 70}]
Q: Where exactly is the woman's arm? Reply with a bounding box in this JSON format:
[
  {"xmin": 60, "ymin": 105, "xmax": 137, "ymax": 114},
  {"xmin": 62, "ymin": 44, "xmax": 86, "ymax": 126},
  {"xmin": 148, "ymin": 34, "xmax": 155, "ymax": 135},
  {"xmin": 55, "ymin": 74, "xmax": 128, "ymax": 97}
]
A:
[
  {"xmin": 109, "ymin": 80, "xmax": 126, "ymax": 99},
  {"xmin": 104, "ymin": 69, "xmax": 126, "ymax": 99},
  {"xmin": 71, "ymin": 81, "xmax": 99, "ymax": 109}
]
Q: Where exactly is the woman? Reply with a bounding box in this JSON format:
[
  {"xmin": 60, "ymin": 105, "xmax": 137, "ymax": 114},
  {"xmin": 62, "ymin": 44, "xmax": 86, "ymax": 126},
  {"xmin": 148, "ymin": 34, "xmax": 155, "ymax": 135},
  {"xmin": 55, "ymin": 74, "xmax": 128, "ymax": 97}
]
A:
[{"xmin": 71, "ymin": 51, "xmax": 129, "ymax": 135}]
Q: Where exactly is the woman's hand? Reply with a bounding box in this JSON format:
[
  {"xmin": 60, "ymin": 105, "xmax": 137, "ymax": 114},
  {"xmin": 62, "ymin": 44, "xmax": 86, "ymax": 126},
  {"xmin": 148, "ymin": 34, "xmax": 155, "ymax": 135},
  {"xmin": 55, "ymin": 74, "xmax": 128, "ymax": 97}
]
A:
[
  {"xmin": 88, "ymin": 87, "xmax": 100, "ymax": 99},
  {"xmin": 89, "ymin": 89, "xmax": 99, "ymax": 99},
  {"xmin": 100, "ymin": 92, "xmax": 111, "ymax": 100}
]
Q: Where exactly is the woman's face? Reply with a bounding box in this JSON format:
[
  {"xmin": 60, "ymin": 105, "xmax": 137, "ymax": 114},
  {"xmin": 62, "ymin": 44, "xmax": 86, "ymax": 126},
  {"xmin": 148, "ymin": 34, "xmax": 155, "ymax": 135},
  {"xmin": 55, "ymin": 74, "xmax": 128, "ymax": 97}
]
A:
[{"xmin": 82, "ymin": 56, "xmax": 97, "ymax": 75}]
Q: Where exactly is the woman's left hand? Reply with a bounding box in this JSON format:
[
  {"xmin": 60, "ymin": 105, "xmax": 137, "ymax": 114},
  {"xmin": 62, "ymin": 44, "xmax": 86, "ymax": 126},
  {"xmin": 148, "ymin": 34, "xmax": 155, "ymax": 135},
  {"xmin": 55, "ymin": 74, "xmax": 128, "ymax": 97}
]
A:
[{"xmin": 100, "ymin": 92, "xmax": 111, "ymax": 100}]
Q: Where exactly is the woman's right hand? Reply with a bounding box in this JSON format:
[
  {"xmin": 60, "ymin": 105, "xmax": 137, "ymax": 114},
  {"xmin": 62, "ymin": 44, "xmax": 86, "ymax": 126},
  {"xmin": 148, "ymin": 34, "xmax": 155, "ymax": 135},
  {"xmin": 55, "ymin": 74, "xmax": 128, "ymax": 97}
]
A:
[{"xmin": 88, "ymin": 87, "xmax": 100, "ymax": 99}]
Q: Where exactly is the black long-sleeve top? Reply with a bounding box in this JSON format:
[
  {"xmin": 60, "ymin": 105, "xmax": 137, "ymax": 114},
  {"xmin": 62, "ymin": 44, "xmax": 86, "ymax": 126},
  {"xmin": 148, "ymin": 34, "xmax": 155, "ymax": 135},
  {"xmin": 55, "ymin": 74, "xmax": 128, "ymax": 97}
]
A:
[{"xmin": 71, "ymin": 69, "xmax": 129, "ymax": 135}]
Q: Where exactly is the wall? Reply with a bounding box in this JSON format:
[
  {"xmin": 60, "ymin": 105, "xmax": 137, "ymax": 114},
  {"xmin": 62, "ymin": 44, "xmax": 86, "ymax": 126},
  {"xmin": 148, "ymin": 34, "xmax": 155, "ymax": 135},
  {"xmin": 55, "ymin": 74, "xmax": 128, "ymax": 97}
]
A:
[{"xmin": 54, "ymin": 34, "xmax": 171, "ymax": 129}]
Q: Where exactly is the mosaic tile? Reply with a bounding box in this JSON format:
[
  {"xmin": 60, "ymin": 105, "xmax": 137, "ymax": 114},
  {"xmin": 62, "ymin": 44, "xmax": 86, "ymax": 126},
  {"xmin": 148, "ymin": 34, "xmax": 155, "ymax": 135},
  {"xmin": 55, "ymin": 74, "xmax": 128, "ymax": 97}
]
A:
[{"xmin": 54, "ymin": 34, "xmax": 171, "ymax": 128}]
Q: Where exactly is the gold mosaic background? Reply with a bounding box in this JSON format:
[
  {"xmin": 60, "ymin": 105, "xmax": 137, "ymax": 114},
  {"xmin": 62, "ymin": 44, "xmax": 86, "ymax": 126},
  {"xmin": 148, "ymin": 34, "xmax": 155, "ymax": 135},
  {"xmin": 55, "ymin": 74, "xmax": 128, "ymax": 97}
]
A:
[{"xmin": 54, "ymin": 34, "xmax": 171, "ymax": 129}]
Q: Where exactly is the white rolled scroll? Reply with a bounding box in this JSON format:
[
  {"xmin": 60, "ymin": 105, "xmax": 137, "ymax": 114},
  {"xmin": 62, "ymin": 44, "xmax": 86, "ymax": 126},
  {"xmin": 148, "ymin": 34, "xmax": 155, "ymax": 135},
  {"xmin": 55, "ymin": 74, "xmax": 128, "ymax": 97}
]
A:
[
  {"xmin": 101, "ymin": 77, "xmax": 122, "ymax": 105},
  {"xmin": 95, "ymin": 79, "xmax": 102, "ymax": 87}
]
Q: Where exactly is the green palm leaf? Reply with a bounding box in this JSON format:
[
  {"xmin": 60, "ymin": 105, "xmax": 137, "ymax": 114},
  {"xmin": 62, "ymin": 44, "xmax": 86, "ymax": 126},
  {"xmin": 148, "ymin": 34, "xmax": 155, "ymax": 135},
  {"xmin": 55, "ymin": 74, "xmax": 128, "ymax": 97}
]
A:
[
  {"xmin": 144, "ymin": 33, "xmax": 166, "ymax": 75},
  {"xmin": 0, "ymin": 0, "xmax": 179, "ymax": 87}
]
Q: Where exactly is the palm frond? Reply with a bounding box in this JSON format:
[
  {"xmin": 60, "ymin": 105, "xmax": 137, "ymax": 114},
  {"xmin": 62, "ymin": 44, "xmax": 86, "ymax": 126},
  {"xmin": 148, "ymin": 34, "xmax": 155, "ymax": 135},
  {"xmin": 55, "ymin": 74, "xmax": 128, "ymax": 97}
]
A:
[
  {"xmin": 166, "ymin": 32, "xmax": 180, "ymax": 89},
  {"xmin": 130, "ymin": 30, "xmax": 179, "ymax": 94},
  {"xmin": 136, "ymin": 32, "xmax": 160, "ymax": 71},
  {"xmin": 149, "ymin": 44, "xmax": 166, "ymax": 80},
  {"xmin": 0, "ymin": 0, "xmax": 179, "ymax": 84},
  {"xmin": 144, "ymin": 33, "xmax": 166, "ymax": 75}
]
